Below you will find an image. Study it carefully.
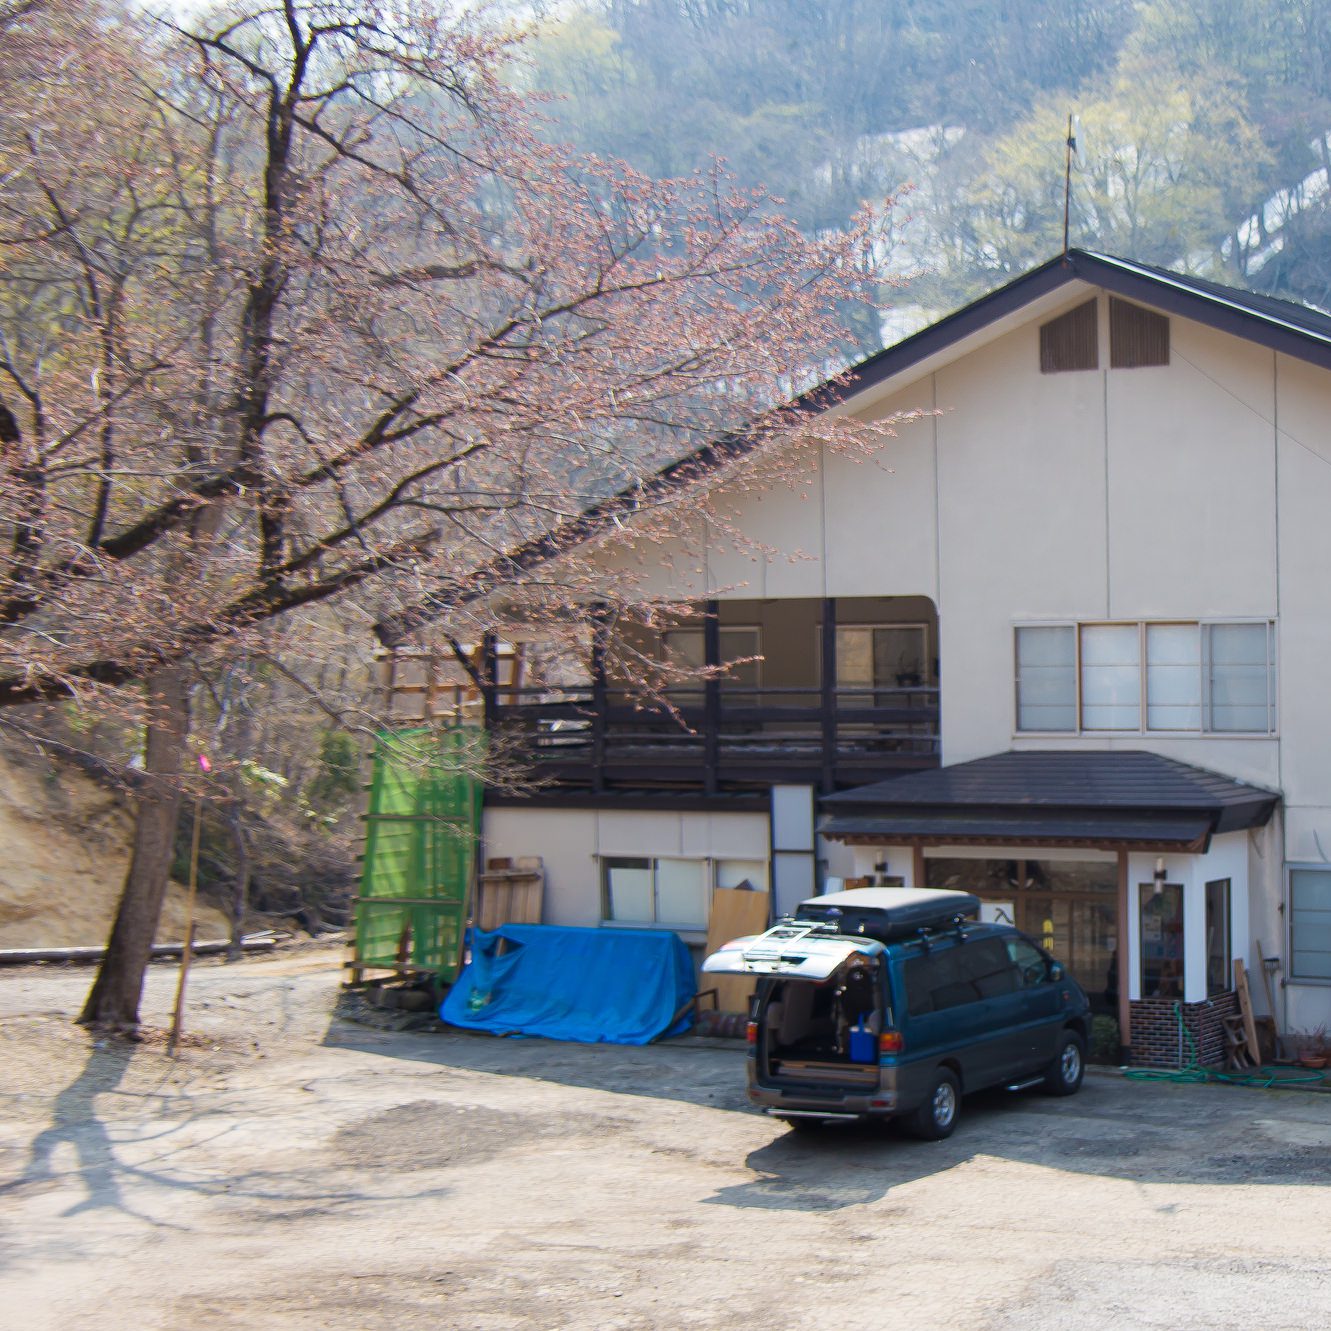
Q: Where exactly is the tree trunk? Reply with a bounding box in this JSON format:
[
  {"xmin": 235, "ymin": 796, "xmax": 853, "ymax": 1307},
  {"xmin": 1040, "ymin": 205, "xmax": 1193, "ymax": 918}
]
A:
[{"xmin": 78, "ymin": 667, "xmax": 189, "ymax": 1030}]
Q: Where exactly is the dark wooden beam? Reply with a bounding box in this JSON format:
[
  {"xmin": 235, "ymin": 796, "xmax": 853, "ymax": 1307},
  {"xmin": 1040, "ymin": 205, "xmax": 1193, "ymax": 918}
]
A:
[
  {"xmin": 703, "ymin": 599, "xmax": 720, "ymax": 796},
  {"xmin": 590, "ymin": 603, "xmax": 609, "ymax": 795},
  {"xmin": 820, "ymin": 597, "xmax": 837, "ymax": 793}
]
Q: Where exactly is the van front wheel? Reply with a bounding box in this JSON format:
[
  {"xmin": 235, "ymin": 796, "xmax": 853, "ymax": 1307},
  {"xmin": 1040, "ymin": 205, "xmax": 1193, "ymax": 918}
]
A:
[
  {"xmin": 904, "ymin": 1068, "xmax": 960, "ymax": 1140},
  {"xmin": 1042, "ymin": 1030, "xmax": 1086, "ymax": 1096}
]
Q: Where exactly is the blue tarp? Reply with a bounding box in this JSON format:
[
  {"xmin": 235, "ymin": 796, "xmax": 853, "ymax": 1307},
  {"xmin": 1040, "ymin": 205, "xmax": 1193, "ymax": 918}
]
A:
[{"xmin": 440, "ymin": 924, "xmax": 696, "ymax": 1045}]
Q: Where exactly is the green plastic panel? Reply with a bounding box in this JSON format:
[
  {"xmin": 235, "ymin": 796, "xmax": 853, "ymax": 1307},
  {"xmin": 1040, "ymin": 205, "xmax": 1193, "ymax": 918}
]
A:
[{"xmin": 354, "ymin": 726, "xmax": 484, "ymax": 981}]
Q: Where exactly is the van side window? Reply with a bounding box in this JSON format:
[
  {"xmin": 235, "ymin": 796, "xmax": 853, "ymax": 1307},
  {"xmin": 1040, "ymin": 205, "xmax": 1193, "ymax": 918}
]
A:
[
  {"xmin": 1006, "ymin": 937, "xmax": 1050, "ymax": 988},
  {"xmin": 904, "ymin": 939, "xmax": 1019, "ymax": 1015},
  {"xmin": 966, "ymin": 938, "xmax": 1020, "ymax": 998}
]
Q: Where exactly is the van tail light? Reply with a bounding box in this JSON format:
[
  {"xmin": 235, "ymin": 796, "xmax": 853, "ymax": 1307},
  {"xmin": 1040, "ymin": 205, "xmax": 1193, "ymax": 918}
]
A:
[
  {"xmin": 878, "ymin": 1030, "xmax": 904, "ymax": 1055},
  {"xmin": 746, "ymin": 1021, "xmax": 758, "ymax": 1045}
]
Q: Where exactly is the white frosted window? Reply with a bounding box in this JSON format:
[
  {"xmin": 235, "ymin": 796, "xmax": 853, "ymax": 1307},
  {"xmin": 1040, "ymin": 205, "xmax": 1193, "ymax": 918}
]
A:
[
  {"xmin": 1015, "ymin": 625, "xmax": 1076, "ymax": 731},
  {"xmin": 1291, "ymin": 868, "xmax": 1331, "ymax": 980},
  {"xmin": 1146, "ymin": 623, "xmax": 1201, "ymax": 730},
  {"xmin": 654, "ymin": 859, "xmax": 708, "ymax": 927},
  {"xmin": 1080, "ymin": 624, "xmax": 1140, "ymax": 730},
  {"xmin": 605, "ymin": 860, "xmax": 653, "ymax": 923},
  {"xmin": 1205, "ymin": 622, "xmax": 1273, "ymax": 732}
]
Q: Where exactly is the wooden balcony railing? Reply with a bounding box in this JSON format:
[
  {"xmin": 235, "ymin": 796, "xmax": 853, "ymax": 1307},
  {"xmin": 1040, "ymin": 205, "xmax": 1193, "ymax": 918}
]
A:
[{"xmin": 489, "ymin": 684, "xmax": 940, "ymax": 795}]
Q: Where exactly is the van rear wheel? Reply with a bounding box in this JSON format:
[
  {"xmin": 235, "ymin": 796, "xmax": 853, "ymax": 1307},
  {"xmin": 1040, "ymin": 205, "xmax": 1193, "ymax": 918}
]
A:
[{"xmin": 904, "ymin": 1067, "xmax": 960, "ymax": 1141}]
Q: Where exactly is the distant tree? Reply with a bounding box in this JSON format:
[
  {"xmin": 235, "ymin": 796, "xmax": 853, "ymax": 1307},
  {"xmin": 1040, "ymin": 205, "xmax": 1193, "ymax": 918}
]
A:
[{"xmin": 902, "ymin": 53, "xmax": 1271, "ymax": 306}]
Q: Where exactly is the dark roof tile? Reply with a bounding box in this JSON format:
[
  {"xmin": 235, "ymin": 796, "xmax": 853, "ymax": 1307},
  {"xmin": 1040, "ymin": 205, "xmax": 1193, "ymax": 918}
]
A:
[{"xmin": 823, "ymin": 750, "xmax": 1278, "ymax": 839}]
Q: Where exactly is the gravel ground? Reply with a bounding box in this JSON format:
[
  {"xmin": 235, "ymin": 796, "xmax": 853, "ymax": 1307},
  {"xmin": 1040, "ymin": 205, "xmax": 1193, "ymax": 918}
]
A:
[{"xmin": 3, "ymin": 947, "xmax": 1331, "ymax": 1330}]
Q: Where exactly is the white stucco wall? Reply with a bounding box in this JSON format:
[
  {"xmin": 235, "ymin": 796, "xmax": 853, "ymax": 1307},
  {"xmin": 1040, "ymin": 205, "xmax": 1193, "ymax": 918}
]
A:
[
  {"xmin": 530, "ymin": 282, "xmax": 1331, "ymax": 1026},
  {"xmin": 482, "ymin": 807, "xmax": 770, "ymax": 928}
]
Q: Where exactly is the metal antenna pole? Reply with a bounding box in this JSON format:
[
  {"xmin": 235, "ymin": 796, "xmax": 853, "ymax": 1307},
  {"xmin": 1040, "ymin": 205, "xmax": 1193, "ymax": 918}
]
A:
[{"xmin": 1063, "ymin": 112, "xmax": 1074, "ymax": 255}]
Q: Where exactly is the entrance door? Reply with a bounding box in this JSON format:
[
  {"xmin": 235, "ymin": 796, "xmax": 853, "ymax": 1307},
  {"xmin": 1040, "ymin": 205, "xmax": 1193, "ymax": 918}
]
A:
[{"xmin": 924, "ymin": 856, "xmax": 1117, "ymax": 1012}]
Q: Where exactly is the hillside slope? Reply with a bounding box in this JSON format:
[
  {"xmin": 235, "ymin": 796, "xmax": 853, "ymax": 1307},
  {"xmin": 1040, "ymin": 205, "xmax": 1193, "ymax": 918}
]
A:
[{"xmin": 0, "ymin": 746, "xmax": 228, "ymax": 949}]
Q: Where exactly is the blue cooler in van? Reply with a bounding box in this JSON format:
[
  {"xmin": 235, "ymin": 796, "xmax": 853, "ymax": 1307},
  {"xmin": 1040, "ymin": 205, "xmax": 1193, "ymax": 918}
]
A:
[{"xmin": 849, "ymin": 1014, "xmax": 876, "ymax": 1063}]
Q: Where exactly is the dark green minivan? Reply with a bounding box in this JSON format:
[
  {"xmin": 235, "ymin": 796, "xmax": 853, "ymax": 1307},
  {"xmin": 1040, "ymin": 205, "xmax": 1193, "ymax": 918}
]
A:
[{"xmin": 702, "ymin": 887, "xmax": 1091, "ymax": 1138}]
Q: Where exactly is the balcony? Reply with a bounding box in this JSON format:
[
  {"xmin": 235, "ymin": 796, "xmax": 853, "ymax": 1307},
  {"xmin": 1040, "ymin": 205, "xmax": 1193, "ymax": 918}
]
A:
[
  {"xmin": 383, "ymin": 595, "xmax": 943, "ymax": 800},
  {"xmin": 490, "ymin": 681, "xmax": 939, "ymax": 797}
]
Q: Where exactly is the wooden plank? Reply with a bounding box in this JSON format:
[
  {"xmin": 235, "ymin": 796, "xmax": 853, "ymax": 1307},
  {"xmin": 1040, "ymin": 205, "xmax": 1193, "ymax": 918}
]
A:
[
  {"xmin": 474, "ymin": 858, "xmax": 544, "ymax": 930},
  {"xmin": 1234, "ymin": 958, "xmax": 1262, "ymax": 1066},
  {"xmin": 1256, "ymin": 939, "xmax": 1284, "ymax": 1059},
  {"xmin": 0, "ymin": 933, "xmax": 279, "ymax": 967},
  {"xmin": 1255, "ymin": 938, "xmax": 1279, "ymax": 1017},
  {"xmin": 705, "ymin": 886, "xmax": 770, "ymax": 1015}
]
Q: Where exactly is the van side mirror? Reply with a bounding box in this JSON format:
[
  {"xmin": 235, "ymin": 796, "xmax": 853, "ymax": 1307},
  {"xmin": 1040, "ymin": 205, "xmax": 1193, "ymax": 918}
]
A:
[{"xmin": 1047, "ymin": 962, "xmax": 1065, "ymax": 982}]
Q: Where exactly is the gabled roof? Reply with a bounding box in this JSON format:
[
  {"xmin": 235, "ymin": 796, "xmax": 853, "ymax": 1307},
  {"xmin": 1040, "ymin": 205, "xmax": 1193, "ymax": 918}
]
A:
[
  {"xmin": 823, "ymin": 249, "xmax": 1331, "ymax": 411},
  {"xmin": 376, "ymin": 250, "xmax": 1331, "ymax": 645},
  {"xmin": 821, "ymin": 750, "xmax": 1279, "ymax": 851}
]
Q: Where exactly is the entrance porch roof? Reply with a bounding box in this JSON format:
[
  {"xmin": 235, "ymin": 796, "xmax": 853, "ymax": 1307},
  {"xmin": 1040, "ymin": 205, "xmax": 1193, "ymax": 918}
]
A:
[{"xmin": 821, "ymin": 750, "xmax": 1279, "ymax": 851}]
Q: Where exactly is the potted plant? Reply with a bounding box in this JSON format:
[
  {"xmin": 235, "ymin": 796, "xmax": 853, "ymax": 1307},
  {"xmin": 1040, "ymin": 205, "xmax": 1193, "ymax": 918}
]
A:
[{"xmin": 1293, "ymin": 1027, "xmax": 1328, "ymax": 1069}]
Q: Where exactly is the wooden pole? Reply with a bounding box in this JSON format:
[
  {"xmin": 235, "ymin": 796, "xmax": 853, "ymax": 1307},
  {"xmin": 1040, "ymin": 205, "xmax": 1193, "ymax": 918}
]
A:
[{"xmin": 167, "ymin": 793, "xmax": 203, "ymax": 1057}]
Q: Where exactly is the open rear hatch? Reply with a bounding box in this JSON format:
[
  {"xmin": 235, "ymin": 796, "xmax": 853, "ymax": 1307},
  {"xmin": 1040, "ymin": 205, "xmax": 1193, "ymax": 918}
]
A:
[
  {"xmin": 704, "ymin": 923, "xmax": 886, "ymax": 1089},
  {"xmin": 702, "ymin": 921, "xmax": 887, "ymax": 981}
]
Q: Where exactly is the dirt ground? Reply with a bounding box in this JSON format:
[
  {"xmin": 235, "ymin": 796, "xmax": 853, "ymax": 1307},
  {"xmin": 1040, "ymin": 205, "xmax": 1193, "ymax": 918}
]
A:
[{"xmin": 4, "ymin": 947, "xmax": 1331, "ymax": 1331}]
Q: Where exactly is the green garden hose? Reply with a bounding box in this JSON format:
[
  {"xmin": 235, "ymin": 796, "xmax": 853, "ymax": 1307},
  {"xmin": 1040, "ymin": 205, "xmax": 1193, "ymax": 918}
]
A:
[{"xmin": 1123, "ymin": 1001, "xmax": 1325, "ymax": 1089}]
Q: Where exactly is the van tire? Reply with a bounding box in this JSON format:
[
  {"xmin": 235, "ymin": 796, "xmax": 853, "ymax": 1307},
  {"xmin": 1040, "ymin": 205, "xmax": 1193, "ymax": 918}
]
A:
[
  {"xmin": 904, "ymin": 1067, "xmax": 960, "ymax": 1140},
  {"xmin": 1041, "ymin": 1030, "xmax": 1085, "ymax": 1097}
]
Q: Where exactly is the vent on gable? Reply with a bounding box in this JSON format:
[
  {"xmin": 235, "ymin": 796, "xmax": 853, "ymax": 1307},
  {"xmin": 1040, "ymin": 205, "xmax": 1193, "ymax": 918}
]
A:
[
  {"xmin": 1039, "ymin": 299, "xmax": 1098, "ymax": 373},
  {"xmin": 1110, "ymin": 297, "xmax": 1169, "ymax": 368}
]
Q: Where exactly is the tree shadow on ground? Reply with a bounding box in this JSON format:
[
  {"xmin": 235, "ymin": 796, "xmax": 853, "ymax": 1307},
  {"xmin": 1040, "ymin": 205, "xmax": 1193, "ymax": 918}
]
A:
[
  {"xmin": 0, "ymin": 1038, "xmax": 452, "ymax": 1270},
  {"xmin": 7, "ymin": 1041, "xmax": 141, "ymax": 1220}
]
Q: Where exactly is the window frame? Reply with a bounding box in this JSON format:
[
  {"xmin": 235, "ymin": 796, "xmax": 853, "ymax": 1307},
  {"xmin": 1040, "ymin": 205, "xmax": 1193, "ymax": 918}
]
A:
[
  {"xmin": 1014, "ymin": 619, "xmax": 1277, "ymax": 737},
  {"xmin": 1138, "ymin": 880, "xmax": 1185, "ymax": 1000},
  {"xmin": 1288, "ymin": 864, "xmax": 1331, "ymax": 986},
  {"xmin": 1205, "ymin": 877, "xmax": 1232, "ymax": 997},
  {"xmin": 825, "ymin": 621, "xmax": 931, "ymax": 692},
  {"xmin": 599, "ymin": 855, "xmax": 769, "ymax": 931},
  {"xmin": 661, "ymin": 624, "xmax": 763, "ymax": 702}
]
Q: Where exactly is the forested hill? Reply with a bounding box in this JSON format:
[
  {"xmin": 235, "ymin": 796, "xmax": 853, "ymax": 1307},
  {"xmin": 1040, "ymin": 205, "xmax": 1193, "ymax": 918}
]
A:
[{"xmin": 527, "ymin": 0, "xmax": 1331, "ymax": 342}]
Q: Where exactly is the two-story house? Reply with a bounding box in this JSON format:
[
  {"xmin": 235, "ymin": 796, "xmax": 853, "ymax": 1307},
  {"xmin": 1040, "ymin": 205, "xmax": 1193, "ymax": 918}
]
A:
[{"xmin": 418, "ymin": 250, "xmax": 1331, "ymax": 1067}]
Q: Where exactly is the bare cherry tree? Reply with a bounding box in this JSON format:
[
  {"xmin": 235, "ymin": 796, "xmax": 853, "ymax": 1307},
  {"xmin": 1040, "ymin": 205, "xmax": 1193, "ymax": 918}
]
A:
[{"xmin": 0, "ymin": 0, "xmax": 892, "ymax": 1028}]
